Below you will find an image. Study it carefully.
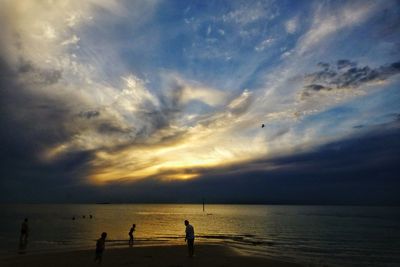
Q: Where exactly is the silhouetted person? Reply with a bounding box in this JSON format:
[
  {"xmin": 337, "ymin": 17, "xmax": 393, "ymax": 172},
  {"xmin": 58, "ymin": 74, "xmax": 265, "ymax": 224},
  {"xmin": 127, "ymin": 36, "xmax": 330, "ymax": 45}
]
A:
[
  {"xmin": 184, "ymin": 220, "xmax": 195, "ymax": 257},
  {"xmin": 262, "ymin": 124, "xmax": 265, "ymax": 128},
  {"xmin": 90, "ymin": 215, "xmax": 93, "ymax": 219},
  {"xmin": 128, "ymin": 224, "xmax": 136, "ymax": 246},
  {"xmin": 94, "ymin": 232, "xmax": 107, "ymax": 264},
  {"xmin": 20, "ymin": 218, "xmax": 29, "ymax": 244}
]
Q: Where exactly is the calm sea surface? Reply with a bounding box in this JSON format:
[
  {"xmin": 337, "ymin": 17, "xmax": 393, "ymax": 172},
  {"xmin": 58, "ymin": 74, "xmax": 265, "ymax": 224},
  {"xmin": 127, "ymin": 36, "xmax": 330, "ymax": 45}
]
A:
[{"xmin": 0, "ymin": 204, "xmax": 399, "ymax": 266}]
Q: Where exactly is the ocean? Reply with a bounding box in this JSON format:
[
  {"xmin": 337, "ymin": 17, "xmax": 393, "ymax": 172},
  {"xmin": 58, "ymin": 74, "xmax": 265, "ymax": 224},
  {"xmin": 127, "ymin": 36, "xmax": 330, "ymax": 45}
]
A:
[{"xmin": 0, "ymin": 204, "xmax": 399, "ymax": 266}]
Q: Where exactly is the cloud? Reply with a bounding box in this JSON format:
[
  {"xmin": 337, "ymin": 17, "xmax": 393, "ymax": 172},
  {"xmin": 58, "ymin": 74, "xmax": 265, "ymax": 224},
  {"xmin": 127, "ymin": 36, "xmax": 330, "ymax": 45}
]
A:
[
  {"xmin": 79, "ymin": 110, "xmax": 100, "ymax": 119},
  {"xmin": 166, "ymin": 75, "xmax": 226, "ymax": 107},
  {"xmin": 86, "ymin": 88, "xmax": 265, "ymax": 184},
  {"xmin": 227, "ymin": 89, "xmax": 253, "ymax": 114},
  {"xmin": 254, "ymin": 38, "xmax": 274, "ymax": 52},
  {"xmin": 300, "ymin": 60, "xmax": 400, "ymax": 99},
  {"xmin": 96, "ymin": 122, "xmax": 133, "ymax": 135},
  {"xmin": 17, "ymin": 60, "xmax": 63, "ymax": 85},
  {"xmin": 61, "ymin": 35, "xmax": 80, "ymax": 46},
  {"xmin": 285, "ymin": 16, "xmax": 299, "ymax": 34},
  {"xmin": 221, "ymin": 1, "xmax": 278, "ymax": 26},
  {"xmin": 336, "ymin": 59, "xmax": 357, "ymax": 70},
  {"xmin": 0, "ymin": 0, "xmax": 399, "ymax": 203},
  {"xmin": 0, "ymin": 1, "xmax": 168, "ymax": 180},
  {"xmin": 296, "ymin": 1, "xmax": 382, "ymax": 55},
  {"xmin": 12, "ymin": 121, "xmax": 397, "ymax": 204}
]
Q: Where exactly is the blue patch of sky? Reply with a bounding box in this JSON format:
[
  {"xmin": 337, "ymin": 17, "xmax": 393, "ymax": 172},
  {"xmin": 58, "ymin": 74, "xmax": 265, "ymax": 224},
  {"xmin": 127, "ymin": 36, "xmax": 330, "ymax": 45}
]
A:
[
  {"xmin": 73, "ymin": 1, "xmax": 297, "ymax": 93},
  {"xmin": 315, "ymin": 1, "xmax": 399, "ymax": 67},
  {"xmin": 360, "ymin": 6, "xmax": 400, "ymax": 64},
  {"xmin": 74, "ymin": 0, "xmax": 399, "ymax": 114},
  {"xmin": 334, "ymin": 11, "xmax": 398, "ymax": 66},
  {"xmin": 113, "ymin": 1, "xmax": 310, "ymax": 92},
  {"xmin": 352, "ymin": 83, "xmax": 400, "ymax": 124},
  {"xmin": 295, "ymin": 80, "xmax": 400, "ymax": 141},
  {"xmin": 299, "ymin": 105, "xmax": 358, "ymax": 138}
]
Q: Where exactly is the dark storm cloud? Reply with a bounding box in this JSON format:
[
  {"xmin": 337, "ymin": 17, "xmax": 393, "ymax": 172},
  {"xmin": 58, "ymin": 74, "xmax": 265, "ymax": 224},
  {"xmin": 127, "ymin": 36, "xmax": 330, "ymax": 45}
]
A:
[
  {"xmin": 0, "ymin": 57, "xmax": 95, "ymax": 202},
  {"xmin": 0, "ymin": 48, "xmax": 199, "ymax": 203},
  {"xmin": 35, "ymin": 118, "xmax": 399, "ymax": 205},
  {"xmin": 301, "ymin": 60, "xmax": 400, "ymax": 99},
  {"xmin": 91, "ymin": 121, "xmax": 400, "ymax": 205},
  {"xmin": 0, "ymin": 61, "xmax": 68, "ymax": 145},
  {"xmin": 0, "ymin": 52, "xmax": 193, "ymax": 203},
  {"xmin": 0, "ymin": 149, "xmax": 94, "ymax": 203}
]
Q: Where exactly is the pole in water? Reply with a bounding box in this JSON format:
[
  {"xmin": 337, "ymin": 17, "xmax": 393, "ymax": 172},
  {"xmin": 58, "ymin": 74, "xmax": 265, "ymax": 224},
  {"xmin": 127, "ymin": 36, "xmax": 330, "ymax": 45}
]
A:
[{"xmin": 202, "ymin": 197, "xmax": 205, "ymax": 212}]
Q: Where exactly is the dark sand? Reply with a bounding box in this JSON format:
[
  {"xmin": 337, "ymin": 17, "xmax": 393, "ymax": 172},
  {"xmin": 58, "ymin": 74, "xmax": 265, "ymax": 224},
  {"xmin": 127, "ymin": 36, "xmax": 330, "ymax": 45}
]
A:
[{"xmin": 1, "ymin": 244, "xmax": 303, "ymax": 267}]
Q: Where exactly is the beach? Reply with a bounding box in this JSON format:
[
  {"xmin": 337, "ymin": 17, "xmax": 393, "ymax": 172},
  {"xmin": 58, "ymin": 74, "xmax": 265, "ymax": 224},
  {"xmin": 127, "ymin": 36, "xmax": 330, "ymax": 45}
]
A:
[{"xmin": 1, "ymin": 244, "xmax": 302, "ymax": 267}]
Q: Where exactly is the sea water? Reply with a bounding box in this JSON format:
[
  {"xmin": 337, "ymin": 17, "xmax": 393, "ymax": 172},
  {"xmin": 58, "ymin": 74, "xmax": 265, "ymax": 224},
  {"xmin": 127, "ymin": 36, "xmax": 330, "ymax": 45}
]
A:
[{"xmin": 0, "ymin": 204, "xmax": 399, "ymax": 266}]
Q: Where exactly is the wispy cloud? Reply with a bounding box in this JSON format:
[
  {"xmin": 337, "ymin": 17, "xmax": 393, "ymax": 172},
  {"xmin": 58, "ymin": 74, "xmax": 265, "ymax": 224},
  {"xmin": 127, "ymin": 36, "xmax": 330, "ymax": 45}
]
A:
[{"xmin": 296, "ymin": 1, "xmax": 380, "ymax": 55}]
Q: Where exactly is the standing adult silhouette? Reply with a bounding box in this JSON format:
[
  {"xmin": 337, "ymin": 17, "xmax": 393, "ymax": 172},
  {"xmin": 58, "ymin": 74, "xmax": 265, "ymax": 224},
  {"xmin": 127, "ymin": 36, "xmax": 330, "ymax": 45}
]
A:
[
  {"xmin": 128, "ymin": 224, "xmax": 136, "ymax": 246},
  {"xmin": 184, "ymin": 220, "xmax": 195, "ymax": 257}
]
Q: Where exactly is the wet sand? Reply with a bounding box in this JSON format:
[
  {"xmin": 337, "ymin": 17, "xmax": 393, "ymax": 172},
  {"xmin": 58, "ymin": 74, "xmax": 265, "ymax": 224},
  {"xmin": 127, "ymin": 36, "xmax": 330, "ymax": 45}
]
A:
[{"xmin": 1, "ymin": 244, "xmax": 303, "ymax": 267}]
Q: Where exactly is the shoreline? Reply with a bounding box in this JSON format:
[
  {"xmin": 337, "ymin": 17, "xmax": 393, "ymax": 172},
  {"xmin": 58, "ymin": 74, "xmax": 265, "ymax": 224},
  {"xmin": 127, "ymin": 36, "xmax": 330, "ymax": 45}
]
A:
[
  {"xmin": 0, "ymin": 239, "xmax": 223, "ymax": 259},
  {"xmin": 1, "ymin": 243, "xmax": 304, "ymax": 267}
]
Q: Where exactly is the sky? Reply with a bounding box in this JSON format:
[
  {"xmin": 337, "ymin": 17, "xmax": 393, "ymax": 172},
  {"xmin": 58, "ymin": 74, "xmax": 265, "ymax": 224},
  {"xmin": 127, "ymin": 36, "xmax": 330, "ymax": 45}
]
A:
[{"xmin": 0, "ymin": 0, "xmax": 399, "ymax": 204}]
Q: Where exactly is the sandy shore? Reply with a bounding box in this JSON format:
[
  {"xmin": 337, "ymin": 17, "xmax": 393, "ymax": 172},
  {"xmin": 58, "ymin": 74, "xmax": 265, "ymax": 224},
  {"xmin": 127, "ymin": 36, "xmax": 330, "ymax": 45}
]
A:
[{"xmin": 1, "ymin": 244, "xmax": 303, "ymax": 267}]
